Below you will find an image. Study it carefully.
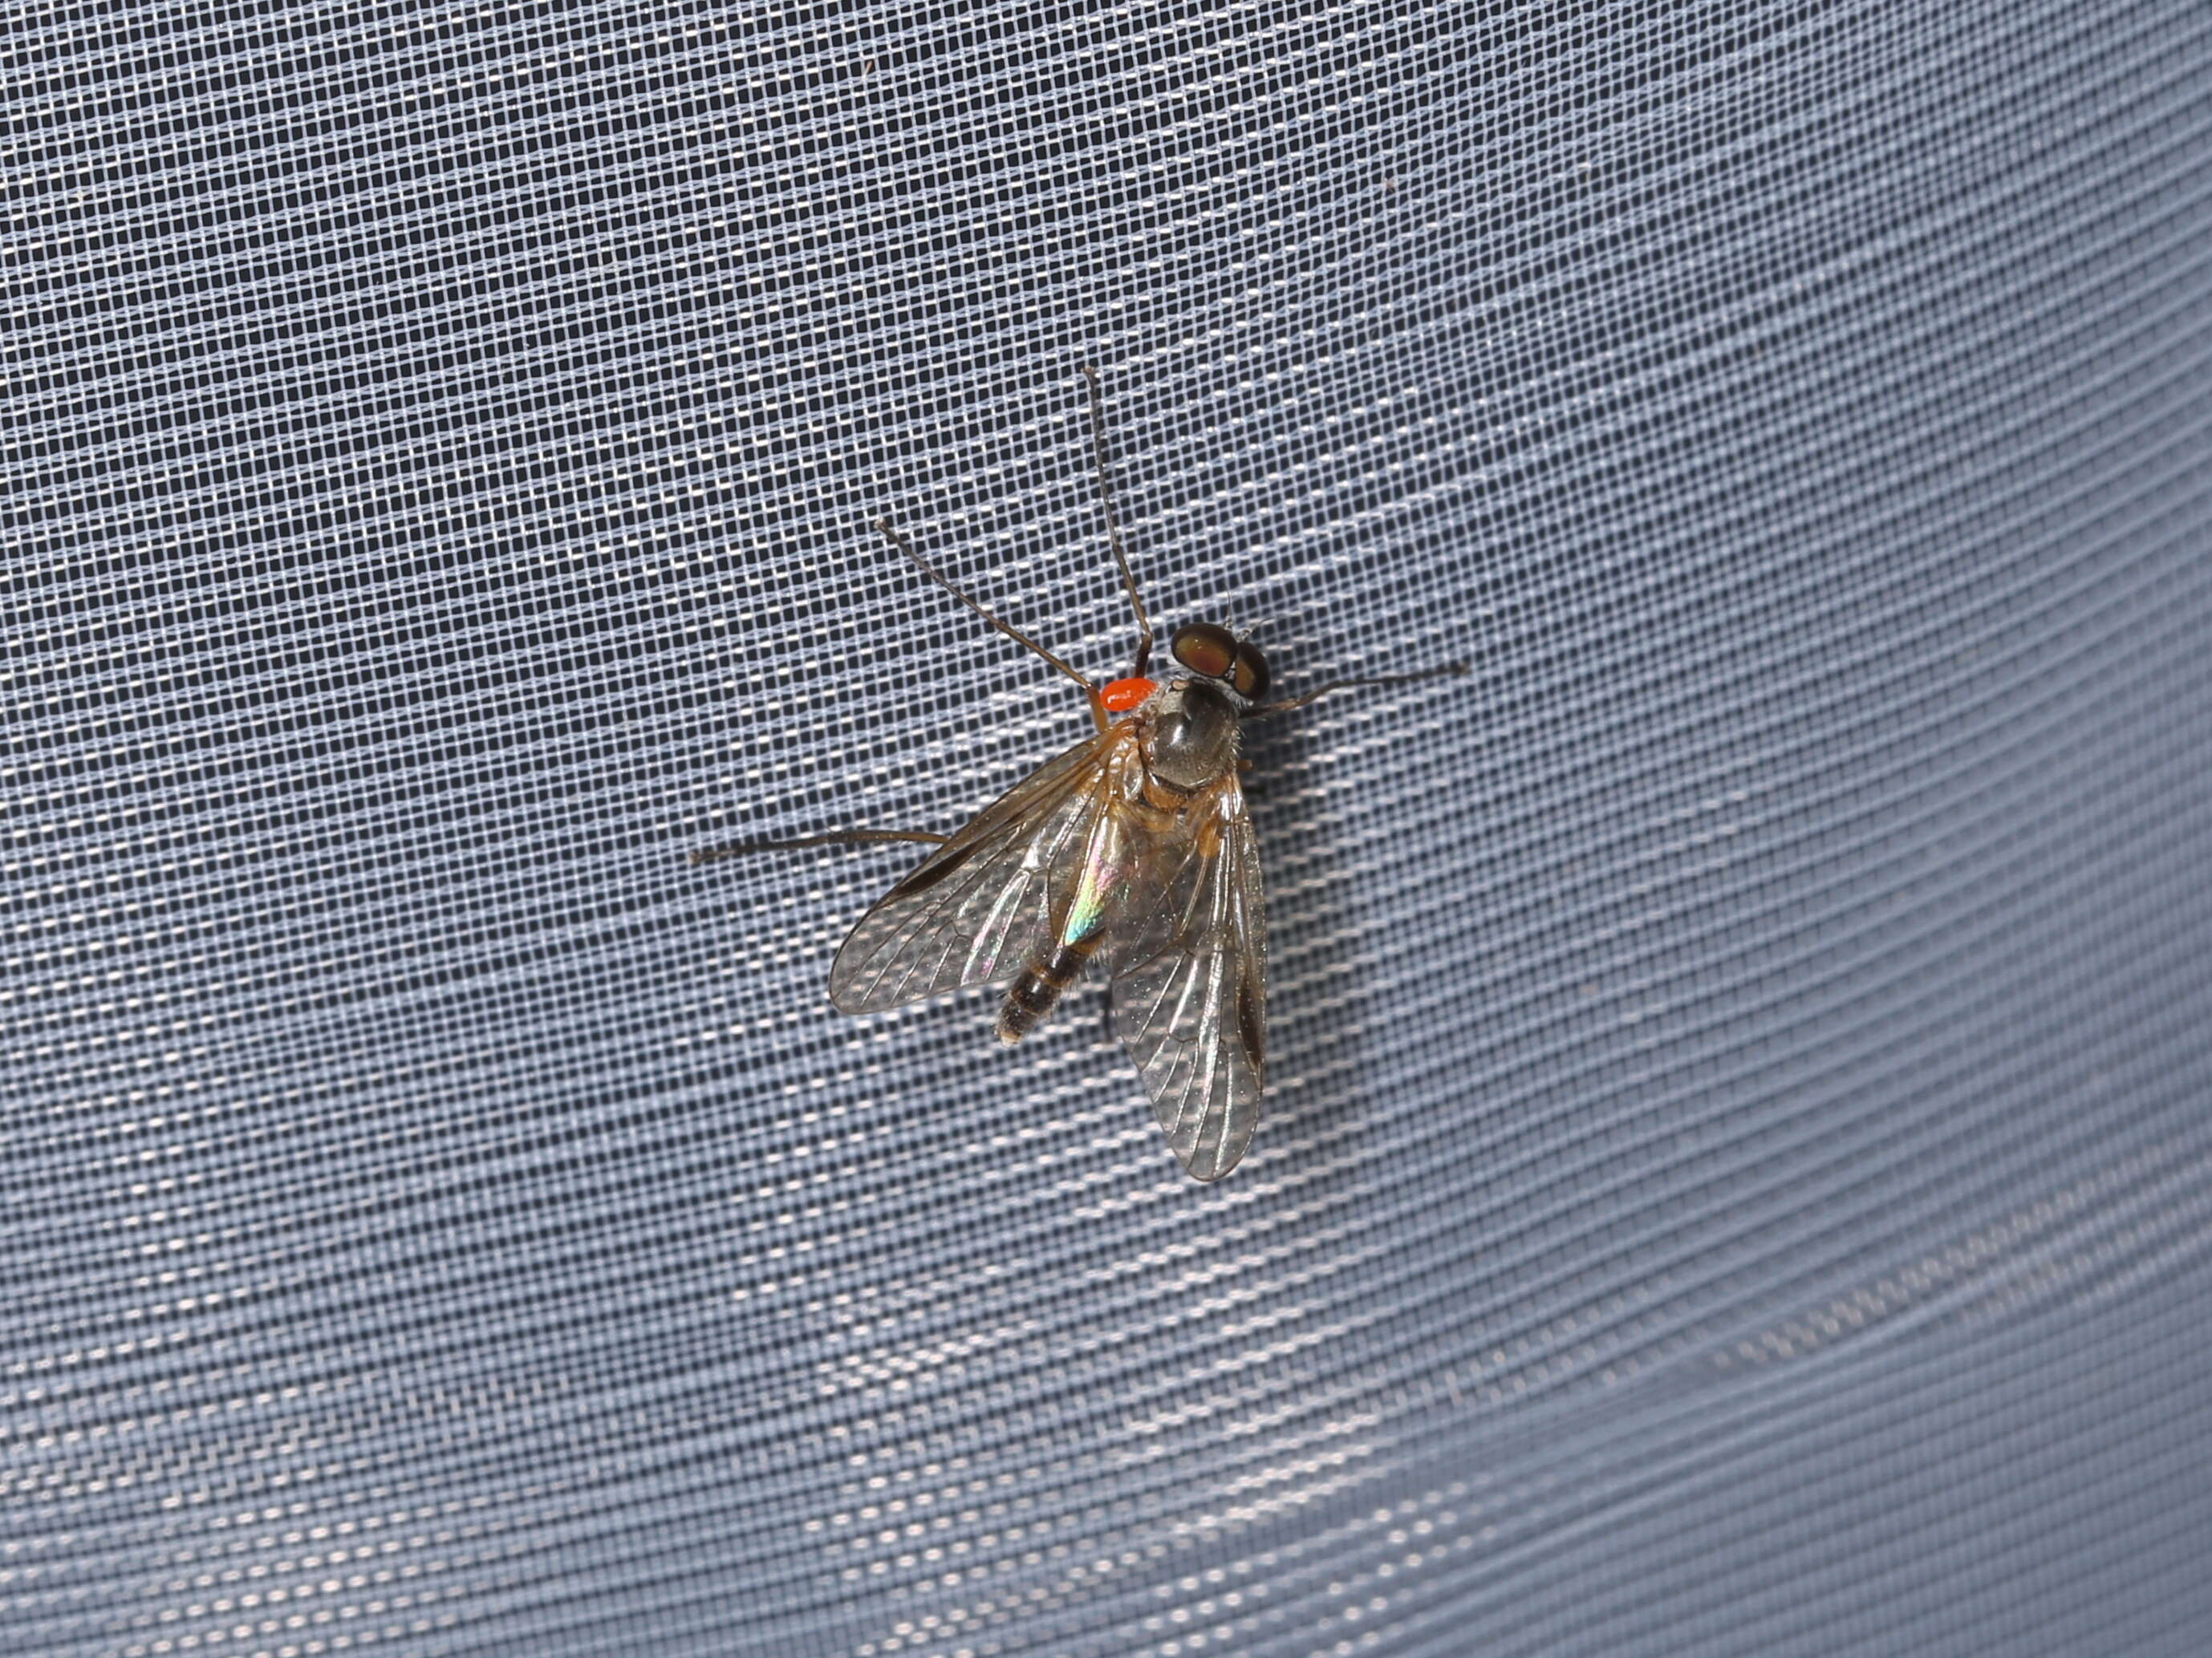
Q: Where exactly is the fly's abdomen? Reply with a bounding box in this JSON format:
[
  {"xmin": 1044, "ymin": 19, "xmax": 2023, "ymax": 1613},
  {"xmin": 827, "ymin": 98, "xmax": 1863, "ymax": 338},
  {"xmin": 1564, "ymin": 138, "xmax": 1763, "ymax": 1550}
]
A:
[
  {"xmin": 995, "ymin": 939, "xmax": 1096, "ymax": 1044},
  {"xmin": 996, "ymin": 793, "xmax": 1130, "ymax": 1044}
]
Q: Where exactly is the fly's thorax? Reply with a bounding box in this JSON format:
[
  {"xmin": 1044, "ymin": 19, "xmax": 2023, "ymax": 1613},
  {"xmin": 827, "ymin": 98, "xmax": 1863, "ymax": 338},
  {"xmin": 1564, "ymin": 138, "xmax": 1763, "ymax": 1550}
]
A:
[{"xmin": 1140, "ymin": 678, "xmax": 1241, "ymax": 794}]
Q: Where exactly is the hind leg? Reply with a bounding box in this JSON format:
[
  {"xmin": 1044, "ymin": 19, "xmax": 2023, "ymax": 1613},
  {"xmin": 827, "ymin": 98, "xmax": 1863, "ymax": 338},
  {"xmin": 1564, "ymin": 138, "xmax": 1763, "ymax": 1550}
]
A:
[{"xmin": 690, "ymin": 828, "xmax": 948, "ymax": 863}]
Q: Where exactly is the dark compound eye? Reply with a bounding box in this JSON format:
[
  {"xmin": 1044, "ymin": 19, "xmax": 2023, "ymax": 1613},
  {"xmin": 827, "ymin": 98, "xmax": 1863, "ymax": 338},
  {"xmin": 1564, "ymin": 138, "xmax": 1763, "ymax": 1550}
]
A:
[
  {"xmin": 1170, "ymin": 622, "xmax": 1238, "ymax": 681},
  {"xmin": 1172, "ymin": 622, "xmax": 1270, "ymax": 699},
  {"xmin": 1228, "ymin": 642, "xmax": 1270, "ymax": 702}
]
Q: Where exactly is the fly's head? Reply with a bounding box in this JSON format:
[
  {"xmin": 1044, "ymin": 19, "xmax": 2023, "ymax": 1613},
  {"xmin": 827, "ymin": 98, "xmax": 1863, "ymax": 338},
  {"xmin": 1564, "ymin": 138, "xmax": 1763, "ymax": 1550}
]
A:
[
  {"xmin": 1168, "ymin": 621, "xmax": 1271, "ymax": 702},
  {"xmin": 1126, "ymin": 622, "xmax": 1265, "ymax": 792},
  {"xmin": 1102, "ymin": 620, "xmax": 1272, "ymax": 717}
]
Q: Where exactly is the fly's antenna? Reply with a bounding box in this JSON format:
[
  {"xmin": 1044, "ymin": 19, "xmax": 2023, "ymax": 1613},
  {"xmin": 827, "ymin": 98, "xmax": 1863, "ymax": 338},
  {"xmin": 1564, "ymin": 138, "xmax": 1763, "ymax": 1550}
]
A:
[{"xmin": 1079, "ymin": 364, "xmax": 1155, "ymax": 678}]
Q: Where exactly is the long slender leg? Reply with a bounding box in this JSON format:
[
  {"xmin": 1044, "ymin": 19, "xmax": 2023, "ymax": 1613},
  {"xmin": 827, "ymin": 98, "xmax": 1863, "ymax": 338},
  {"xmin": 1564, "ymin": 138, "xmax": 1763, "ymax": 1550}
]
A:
[
  {"xmin": 691, "ymin": 829, "xmax": 949, "ymax": 865},
  {"xmin": 874, "ymin": 519, "xmax": 1108, "ymax": 731},
  {"xmin": 1244, "ymin": 662, "xmax": 1468, "ymax": 720},
  {"xmin": 1099, "ymin": 979, "xmax": 1118, "ymax": 1048},
  {"xmin": 1078, "ymin": 365, "xmax": 1155, "ymax": 678}
]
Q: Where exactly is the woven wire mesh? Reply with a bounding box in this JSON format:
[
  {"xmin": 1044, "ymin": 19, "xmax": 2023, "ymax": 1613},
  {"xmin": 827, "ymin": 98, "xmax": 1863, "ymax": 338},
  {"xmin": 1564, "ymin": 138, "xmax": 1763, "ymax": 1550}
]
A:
[{"xmin": 10, "ymin": 2, "xmax": 2212, "ymax": 1656}]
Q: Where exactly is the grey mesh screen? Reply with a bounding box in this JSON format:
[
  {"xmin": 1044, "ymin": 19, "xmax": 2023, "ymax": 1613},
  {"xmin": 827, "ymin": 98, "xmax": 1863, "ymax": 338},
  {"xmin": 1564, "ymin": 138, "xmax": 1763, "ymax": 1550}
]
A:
[{"xmin": 11, "ymin": 2, "xmax": 2212, "ymax": 1655}]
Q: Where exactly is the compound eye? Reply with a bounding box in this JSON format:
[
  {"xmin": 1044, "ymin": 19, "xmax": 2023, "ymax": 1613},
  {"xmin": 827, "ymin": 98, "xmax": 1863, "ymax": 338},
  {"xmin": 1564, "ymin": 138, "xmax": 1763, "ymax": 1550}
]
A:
[
  {"xmin": 1170, "ymin": 622, "xmax": 1238, "ymax": 681},
  {"xmin": 1228, "ymin": 643, "xmax": 1271, "ymax": 702}
]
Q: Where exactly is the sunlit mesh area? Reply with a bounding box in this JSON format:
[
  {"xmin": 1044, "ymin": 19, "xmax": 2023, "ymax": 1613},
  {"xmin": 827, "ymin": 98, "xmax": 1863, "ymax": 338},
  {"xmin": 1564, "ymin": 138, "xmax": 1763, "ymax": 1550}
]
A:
[{"xmin": 10, "ymin": 2, "xmax": 2212, "ymax": 1655}]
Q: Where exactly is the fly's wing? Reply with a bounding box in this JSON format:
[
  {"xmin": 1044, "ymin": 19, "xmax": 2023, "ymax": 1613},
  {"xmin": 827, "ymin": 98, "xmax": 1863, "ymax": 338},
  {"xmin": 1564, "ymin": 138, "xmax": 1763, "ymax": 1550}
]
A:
[
  {"xmin": 1106, "ymin": 777, "xmax": 1267, "ymax": 1182},
  {"xmin": 829, "ymin": 729, "xmax": 1125, "ymax": 1014}
]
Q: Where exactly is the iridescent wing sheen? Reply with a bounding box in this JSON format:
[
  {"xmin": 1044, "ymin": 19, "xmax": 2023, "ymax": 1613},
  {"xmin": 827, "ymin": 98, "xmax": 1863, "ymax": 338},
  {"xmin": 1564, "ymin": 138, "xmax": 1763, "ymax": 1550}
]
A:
[
  {"xmin": 828, "ymin": 728, "xmax": 1130, "ymax": 1014},
  {"xmin": 1107, "ymin": 776, "xmax": 1267, "ymax": 1182}
]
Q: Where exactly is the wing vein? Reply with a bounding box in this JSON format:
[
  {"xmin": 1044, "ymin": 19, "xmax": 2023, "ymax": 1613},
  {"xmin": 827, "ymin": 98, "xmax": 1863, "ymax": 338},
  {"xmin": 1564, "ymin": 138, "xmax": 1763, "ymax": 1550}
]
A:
[{"xmin": 1106, "ymin": 777, "xmax": 1266, "ymax": 1180}]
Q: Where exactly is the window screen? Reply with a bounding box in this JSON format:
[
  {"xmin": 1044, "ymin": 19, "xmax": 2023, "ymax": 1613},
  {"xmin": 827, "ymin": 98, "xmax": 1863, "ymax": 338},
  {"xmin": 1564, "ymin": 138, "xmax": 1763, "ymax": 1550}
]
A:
[{"xmin": 10, "ymin": 2, "xmax": 2212, "ymax": 1656}]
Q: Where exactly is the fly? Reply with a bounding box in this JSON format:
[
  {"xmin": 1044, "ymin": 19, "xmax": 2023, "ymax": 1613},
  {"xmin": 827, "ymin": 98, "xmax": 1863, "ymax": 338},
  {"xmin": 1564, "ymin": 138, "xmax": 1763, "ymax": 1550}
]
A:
[{"xmin": 695, "ymin": 367, "xmax": 1466, "ymax": 1181}]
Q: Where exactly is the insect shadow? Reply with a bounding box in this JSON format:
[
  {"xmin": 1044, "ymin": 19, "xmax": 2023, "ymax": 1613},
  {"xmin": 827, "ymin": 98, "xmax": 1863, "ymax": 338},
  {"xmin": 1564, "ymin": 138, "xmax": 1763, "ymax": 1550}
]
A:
[
  {"xmin": 694, "ymin": 367, "xmax": 1464, "ymax": 1182},
  {"xmin": 1215, "ymin": 611, "xmax": 1400, "ymax": 1174}
]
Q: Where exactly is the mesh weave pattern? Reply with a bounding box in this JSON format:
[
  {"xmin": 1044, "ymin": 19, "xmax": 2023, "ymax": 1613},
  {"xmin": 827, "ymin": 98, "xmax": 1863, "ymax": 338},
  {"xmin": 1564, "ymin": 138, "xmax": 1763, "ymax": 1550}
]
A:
[{"xmin": 10, "ymin": 2, "xmax": 2212, "ymax": 1656}]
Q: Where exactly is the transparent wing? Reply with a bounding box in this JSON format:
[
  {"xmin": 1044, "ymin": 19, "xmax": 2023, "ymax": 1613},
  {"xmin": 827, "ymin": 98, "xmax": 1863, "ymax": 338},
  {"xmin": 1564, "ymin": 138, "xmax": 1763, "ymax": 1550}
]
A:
[
  {"xmin": 1107, "ymin": 777, "xmax": 1267, "ymax": 1182},
  {"xmin": 828, "ymin": 729, "xmax": 1126, "ymax": 1014}
]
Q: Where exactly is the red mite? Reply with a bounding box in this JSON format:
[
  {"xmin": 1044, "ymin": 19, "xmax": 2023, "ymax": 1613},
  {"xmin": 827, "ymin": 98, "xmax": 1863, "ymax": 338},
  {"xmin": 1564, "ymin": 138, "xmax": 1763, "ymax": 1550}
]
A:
[
  {"xmin": 1099, "ymin": 677, "xmax": 1155, "ymax": 714},
  {"xmin": 696, "ymin": 367, "xmax": 1466, "ymax": 1181}
]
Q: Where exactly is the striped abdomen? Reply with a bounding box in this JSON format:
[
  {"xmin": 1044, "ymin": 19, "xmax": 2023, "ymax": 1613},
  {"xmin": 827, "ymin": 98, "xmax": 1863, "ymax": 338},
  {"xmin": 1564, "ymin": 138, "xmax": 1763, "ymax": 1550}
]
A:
[
  {"xmin": 996, "ymin": 938, "xmax": 1100, "ymax": 1044},
  {"xmin": 996, "ymin": 780, "xmax": 1136, "ymax": 1044}
]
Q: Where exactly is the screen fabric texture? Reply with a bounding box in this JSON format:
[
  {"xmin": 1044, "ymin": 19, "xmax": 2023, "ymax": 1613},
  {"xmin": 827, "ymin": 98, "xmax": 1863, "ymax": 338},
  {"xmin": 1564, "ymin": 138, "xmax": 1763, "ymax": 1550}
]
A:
[{"xmin": 10, "ymin": 2, "xmax": 2212, "ymax": 1656}]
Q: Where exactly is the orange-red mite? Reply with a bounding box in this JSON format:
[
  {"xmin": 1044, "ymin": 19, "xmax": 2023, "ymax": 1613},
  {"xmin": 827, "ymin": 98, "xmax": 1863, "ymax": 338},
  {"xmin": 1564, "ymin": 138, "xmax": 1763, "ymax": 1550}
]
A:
[{"xmin": 1100, "ymin": 676, "xmax": 1156, "ymax": 714}]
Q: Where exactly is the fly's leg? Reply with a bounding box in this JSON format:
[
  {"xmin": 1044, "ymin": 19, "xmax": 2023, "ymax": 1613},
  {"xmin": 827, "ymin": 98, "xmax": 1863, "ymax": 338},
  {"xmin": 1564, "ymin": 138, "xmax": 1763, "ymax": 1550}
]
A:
[
  {"xmin": 1099, "ymin": 980, "xmax": 1118, "ymax": 1048},
  {"xmin": 1078, "ymin": 365, "xmax": 1155, "ymax": 679},
  {"xmin": 1244, "ymin": 662, "xmax": 1468, "ymax": 719},
  {"xmin": 691, "ymin": 829, "xmax": 949, "ymax": 864},
  {"xmin": 872, "ymin": 518, "xmax": 1109, "ymax": 732}
]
